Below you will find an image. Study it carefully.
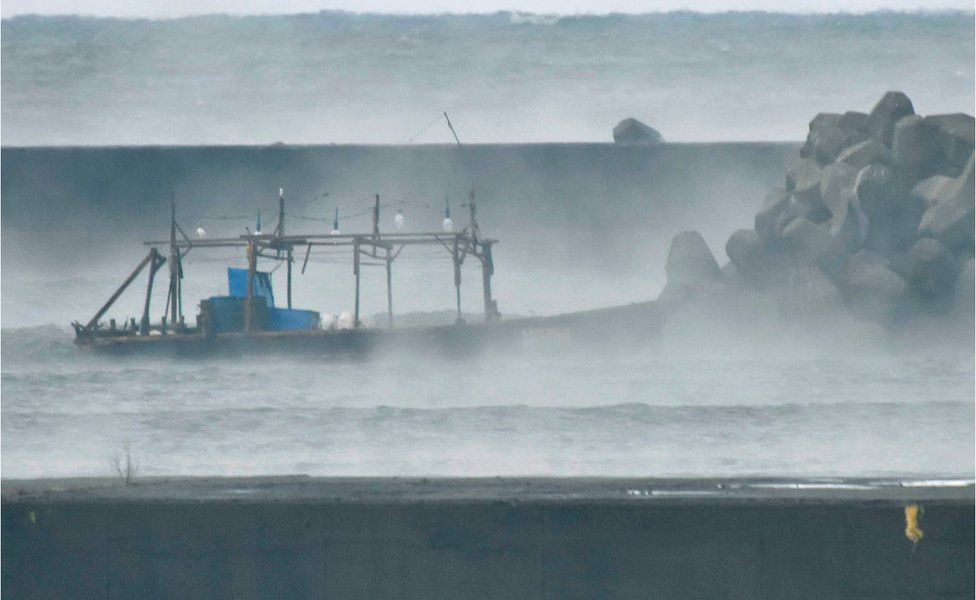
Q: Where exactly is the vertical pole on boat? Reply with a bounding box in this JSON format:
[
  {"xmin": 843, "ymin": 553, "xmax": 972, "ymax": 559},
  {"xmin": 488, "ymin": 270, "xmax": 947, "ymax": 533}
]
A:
[
  {"xmin": 168, "ymin": 200, "xmax": 179, "ymax": 330},
  {"xmin": 176, "ymin": 248, "xmax": 183, "ymax": 329},
  {"xmin": 287, "ymin": 248, "xmax": 293, "ymax": 310},
  {"xmin": 245, "ymin": 238, "xmax": 256, "ymax": 333},
  {"xmin": 141, "ymin": 247, "xmax": 159, "ymax": 335},
  {"xmin": 385, "ymin": 245, "xmax": 393, "ymax": 329},
  {"xmin": 353, "ymin": 236, "xmax": 361, "ymax": 328},
  {"xmin": 279, "ymin": 188, "xmax": 292, "ymax": 309},
  {"xmin": 481, "ymin": 241, "xmax": 497, "ymax": 322},
  {"xmin": 453, "ymin": 234, "xmax": 462, "ymax": 324},
  {"xmin": 467, "ymin": 190, "xmax": 478, "ymax": 242},
  {"xmin": 372, "ymin": 193, "xmax": 380, "ymax": 239}
]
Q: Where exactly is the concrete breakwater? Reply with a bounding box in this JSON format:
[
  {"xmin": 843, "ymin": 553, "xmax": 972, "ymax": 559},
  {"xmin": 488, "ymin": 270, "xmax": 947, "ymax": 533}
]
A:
[
  {"xmin": 2, "ymin": 477, "xmax": 973, "ymax": 599},
  {"xmin": 1, "ymin": 142, "xmax": 795, "ymax": 259},
  {"xmin": 658, "ymin": 93, "xmax": 975, "ymax": 330}
]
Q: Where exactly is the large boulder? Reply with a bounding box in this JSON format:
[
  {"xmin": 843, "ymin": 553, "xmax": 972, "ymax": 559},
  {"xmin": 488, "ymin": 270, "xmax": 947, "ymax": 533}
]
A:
[
  {"xmin": 923, "ymin": 113, "xmax": 975, "ymax": 175},
  {"xmin": 911, "ymin": 175, "xmax": 956, "ymax": 208},
  {"xmin": 918, "ymin": 153, "xmax": 975, "ymax": 250},
  {"xmin": 781, "ymin": 266, "xmax": 844, "ymax": 318},
  {"xmin": 612, "ymin": 118, "xmax": 664, "ymax": 145},
  {"xmin": 908, "ymin": 237, "xmax": 958, "ymax": 299},
  {"xmin": 854, "ymin": 163, "xmax": 902, "ymax": 222},
  {"xmin": 800, "ymin": 111, "xmax": 869, "ymax": 165},
  {"xmin": 755, "ymin": 187, "xmax": 791, "ymax": 244},
  {"xmin": 782, "ymin": 218, "xmax": 834, "ymax": 267},
  {"xmin": 891, "ymin": 115, "xmax": 941, "ymax": 181},
  {"xmin": 725, "ymin": 229, "xmax": 788, "ymax": 287},
  {"xmin": 865, "ymin": 91, "xmax": 915, "ymax": 147},
  {"xmin": 837, "ymin": 138, "xmax": 890, "ymax": 170},
  {"xmin": 840, "ymin": 251, "xmax": 910, "ymax": 323},
  {"xmin": 819, "ymin": 162, "xmax": 860, "ymax": 236},
  {"xmin": 852, "ymin": 162, "xmax": 921, "ymax": 255},
  {"xmin": 664, "ymin": 230, "xmax": 721, "ymax": 289},
  {"xmin": 786, "ymin": 160, "xmax": 831, "ymax": 223},
  {"xmin": 952, "ymin": 257, "xmax": 975, "ymax": 322},
  {"xmin": 786, "ymin": 157, "xmax": 821, "ymax": 193}
]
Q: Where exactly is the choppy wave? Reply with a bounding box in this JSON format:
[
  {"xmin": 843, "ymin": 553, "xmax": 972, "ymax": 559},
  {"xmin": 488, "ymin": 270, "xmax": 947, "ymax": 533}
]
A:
[{"xmin": 2, "ymin": 11, "xmax": 973, "ymax": 145}]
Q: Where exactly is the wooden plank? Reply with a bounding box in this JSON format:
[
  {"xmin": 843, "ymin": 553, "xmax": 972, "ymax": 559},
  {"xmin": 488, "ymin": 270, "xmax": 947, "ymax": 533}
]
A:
[
  {"xmin": 141, "ymin": 248, "xmax": 161, "ymax": 335},
  {"xmin": 85, "ymin": 250, "xmax": 155, "ymax": 331}
]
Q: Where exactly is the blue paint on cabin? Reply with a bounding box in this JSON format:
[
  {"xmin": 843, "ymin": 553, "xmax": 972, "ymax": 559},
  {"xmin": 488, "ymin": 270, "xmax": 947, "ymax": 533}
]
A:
[
  {"xmin": 204, "ymin": 269, "xmax": 319, "ymax": 333},
  {"xmin": 227, "ymin": 268, "xmax": 275, "ymax": 307}
]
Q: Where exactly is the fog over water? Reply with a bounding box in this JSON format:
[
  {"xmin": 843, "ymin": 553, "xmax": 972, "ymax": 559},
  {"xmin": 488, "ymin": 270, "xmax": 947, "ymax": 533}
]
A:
[{"xmin": 1, "ymin": 11, "xmax": 973, "ymax": 480}]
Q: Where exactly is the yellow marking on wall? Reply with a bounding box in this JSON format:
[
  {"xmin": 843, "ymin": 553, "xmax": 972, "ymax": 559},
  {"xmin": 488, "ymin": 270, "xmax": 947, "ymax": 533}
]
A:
[{"xmin": 904, "ymin": 504, "xmax": 923, "ymax": 547}]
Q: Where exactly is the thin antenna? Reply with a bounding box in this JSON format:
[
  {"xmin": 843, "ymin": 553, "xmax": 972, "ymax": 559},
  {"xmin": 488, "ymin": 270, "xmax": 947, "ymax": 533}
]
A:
[
  {"xmin": 443, "ymin": 111, "xmax": 476, "ymax": 203},
  {"xmin": 444, "ymin": 112, "xmax": 463, "ymax": 147}
]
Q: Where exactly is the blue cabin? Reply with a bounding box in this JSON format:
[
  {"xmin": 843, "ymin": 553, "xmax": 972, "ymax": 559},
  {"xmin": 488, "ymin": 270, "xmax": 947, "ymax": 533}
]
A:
[{"xmin": 203, "ymin": 268, "xmax": 320, "ymax": 333}]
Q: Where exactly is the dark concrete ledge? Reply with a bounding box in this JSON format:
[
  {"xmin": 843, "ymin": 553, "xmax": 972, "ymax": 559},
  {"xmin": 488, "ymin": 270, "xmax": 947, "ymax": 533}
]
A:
[
  {"xmin": 2, "ymin": 475, "xmax": 973, "ymax": 504},
  {"xmin": 3, "ymin": 477, "xmax": 973, "ymax": 599}
]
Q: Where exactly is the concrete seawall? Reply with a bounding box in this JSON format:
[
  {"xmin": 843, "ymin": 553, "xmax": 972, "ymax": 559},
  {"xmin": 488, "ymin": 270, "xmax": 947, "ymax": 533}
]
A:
[
  {"xmin": 3, "ymin": 477, "xmax": 972, "ymax": 599},
  {"xmin": 1, "ymin": 142, "xmax": 798, "ymax": 233}
]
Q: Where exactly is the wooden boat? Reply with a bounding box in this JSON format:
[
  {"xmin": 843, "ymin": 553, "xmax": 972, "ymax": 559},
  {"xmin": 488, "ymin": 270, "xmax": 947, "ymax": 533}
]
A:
[{"xmin": 73, "ymin": 191, "xmax": 664, "ymax": 357}]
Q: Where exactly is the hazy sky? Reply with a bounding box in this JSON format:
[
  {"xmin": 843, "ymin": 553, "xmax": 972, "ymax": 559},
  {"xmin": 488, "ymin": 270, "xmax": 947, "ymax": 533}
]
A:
[{"xmin": 2, "ymin": 0, "xmax": 973, "ymax": 18}]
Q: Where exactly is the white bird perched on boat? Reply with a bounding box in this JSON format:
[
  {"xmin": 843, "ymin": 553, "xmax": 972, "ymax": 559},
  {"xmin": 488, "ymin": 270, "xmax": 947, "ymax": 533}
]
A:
[
  {"xmin": 394, "ymin": 209, "xmax": 405, "ymax": 230},
  {"xmin": 196, "ymin": 226, "xmax": 206, "ymax": 238}
]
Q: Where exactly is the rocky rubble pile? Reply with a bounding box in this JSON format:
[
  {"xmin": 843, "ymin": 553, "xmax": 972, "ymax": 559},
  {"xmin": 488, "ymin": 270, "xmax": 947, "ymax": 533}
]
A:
[{"xmin": 662, "ymin": 92, "xmax": 974, "ymax": 327}]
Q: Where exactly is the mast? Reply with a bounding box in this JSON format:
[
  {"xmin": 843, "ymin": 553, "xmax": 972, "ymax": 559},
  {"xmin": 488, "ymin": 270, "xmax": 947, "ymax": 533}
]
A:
[
  {"xmin": 279, "ymin": 188, "xmax": 293, "ymax": 309},
  {"xmin": 169, "ymin": 200, "xmax": 179, "ymax": 329}
]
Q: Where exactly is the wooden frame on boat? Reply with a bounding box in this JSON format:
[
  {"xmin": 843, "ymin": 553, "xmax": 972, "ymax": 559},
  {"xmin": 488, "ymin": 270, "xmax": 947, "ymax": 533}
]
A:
[{"xmin": 72, "ymin": 191, "xmax": 500, "ymax": 350}]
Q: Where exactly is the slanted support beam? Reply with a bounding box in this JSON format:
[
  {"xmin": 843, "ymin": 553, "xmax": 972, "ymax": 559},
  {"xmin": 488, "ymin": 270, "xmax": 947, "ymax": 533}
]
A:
[{"xmin": 83, "ymin": 250, "xmax": 157, "ymax": 332}]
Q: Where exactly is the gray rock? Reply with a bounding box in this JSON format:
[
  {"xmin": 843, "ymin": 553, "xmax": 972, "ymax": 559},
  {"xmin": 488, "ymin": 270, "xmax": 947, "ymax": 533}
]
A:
[
  {"xmin": 911, "ymin": 175, "xmax": 956, "ymax": 208},
  {"xmin": 856, "ymin": 172, "xmax": 926, "ymax": 256},
  {"xmin": 755, "ymin": 188, "xmax": 791, "ymax": 244},
  {"xmin": 918, "ymin": 153, "xmax": 975, "ymax": 250},
  {"xmin": 908, "ymin": 237, "xmax": 958, "ymax": 299},
  {"xmin": 865, "ymin": 91, "xmax": 915, "ymax": 147},
  {"xmin": 886, "ymin": 249, "xmax": 913, "ymax": 279},
  {"xmin": 800, "ymin": 113, "xmax": 840, "ymax": 161},
  {"xmin": 782, "ymin": 218, "xmax": 834, "ymax": 267},
  {"xmin": 837, "ymin": 138, "xmax": 890, "ymax": 170},
  {"xmin": 612, "ymin": 118, "xmax": 664, "ymax": 145},
  {"xmin": 923, "ymin": 113, "xmax": 975, "ymax": 175},
  {"xmin": 774, "ymin": 197, "xmax": 814, "ymax": 239},
  {"xmin": 786, "ymin": 157, "xmax": 821, "ymax": 193},
  {"xmin": 725, "ymin": 229, "xmax": 789, "ymax": 287},
  {"xmin": 952, "ymin": 257, "xmax": 975, "ymax": 321},
  {"xmin": 854, "ymin": 163, "xmax": 901, "ymax": 222},
  {"xmin": 891, "ymin": 115, "xmax": 940, "ymax": 180},
  {"xmin": 664, "ymin": 230, "xmax": 721, "ymax": 289},
  {"xmin": 719, "ymin": 260, "xmax": 745, "ymax": 287},
  {"xmin": 841, "ymin": 252, "xmax": 910, "ymax": 323},
  {"xmin": 781, "ymin": 266, "xmax": 844, "ymax": 317},
  {"xmin": 819, "ymin": 162, "xmax": 859, "ymax": 234},
  {"xmin": 800, "ymin": 111, "xmax": 869, "ymax": 165}
]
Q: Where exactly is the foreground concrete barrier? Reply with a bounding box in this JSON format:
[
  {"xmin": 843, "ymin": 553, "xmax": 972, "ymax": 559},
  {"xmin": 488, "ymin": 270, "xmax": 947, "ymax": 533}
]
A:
[{"xmin": 2, "ymin": 477, "xmax": 972, "ymax": 599}]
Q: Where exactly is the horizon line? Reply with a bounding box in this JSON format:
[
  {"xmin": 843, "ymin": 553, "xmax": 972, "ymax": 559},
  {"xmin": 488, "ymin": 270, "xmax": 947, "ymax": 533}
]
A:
[{"xmin": 3, "ymin": 7, "xmax": 975, "ymax": 21}]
